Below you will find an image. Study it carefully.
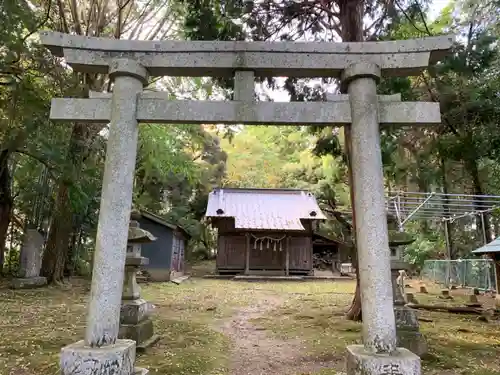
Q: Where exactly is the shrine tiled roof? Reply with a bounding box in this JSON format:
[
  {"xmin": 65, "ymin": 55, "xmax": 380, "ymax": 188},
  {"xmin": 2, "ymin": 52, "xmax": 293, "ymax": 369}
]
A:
[{"xmin": 205, "ymin": 188, "xmax": 326, "ymax": 231}]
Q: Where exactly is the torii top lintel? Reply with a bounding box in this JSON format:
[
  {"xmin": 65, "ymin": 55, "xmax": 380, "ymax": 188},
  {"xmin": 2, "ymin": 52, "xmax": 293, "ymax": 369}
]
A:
[{"xmin": 39, "ymin": 31, "xmax": 454, "ymax": 78}]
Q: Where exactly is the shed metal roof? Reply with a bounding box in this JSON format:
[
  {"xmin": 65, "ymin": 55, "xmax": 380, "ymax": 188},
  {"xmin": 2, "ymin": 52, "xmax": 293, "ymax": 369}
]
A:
[
  {"xmin": 205, "ymin": 188, "xmax": 326, "ymax": 231},
  {"xmin": 131, "ymin": 210, "xmax": 190, "ymax": 239},
  {"xmin": 472, "ymin": 237, "xmax": 500, "ymax": 254}
]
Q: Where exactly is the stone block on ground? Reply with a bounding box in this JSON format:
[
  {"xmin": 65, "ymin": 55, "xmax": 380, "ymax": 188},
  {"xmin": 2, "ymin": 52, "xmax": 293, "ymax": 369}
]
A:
[
  {"xmin": 121, "ymin": 299, "xmax": 151, "ymax": 325},
  {"xmin": 469, "ymin": 294, "xmax": 479, "ymax": 304},
  {"xmin": 18, "ymin": 229, "xmax": 44, "ymax": 278},
  {"xmin": 395, "ymin": 306, "xmax": 419, "ymax": 329},
  {"xmin": 136, "ymin": 335, "xmax": 160, "ymax": 353},
  {"xmin": 119, "ymin": 318, "xmax": 154, "ymax": 345},
  {"xmin": 171, "ymin": 275, "xmax": 190, "ymax": 285},
  {"xmin": 397, "ymin": 331, "xmax": 428, "ymax": 358},
  {"xmin": 405, "ymin": 293, "xmax": 418, "ymax": 304},
  {"xmin": 394, "ymin": 306, "xmax": 428, "ymax": 357},
  {"xmin": 440, "ymin": 289, "xmax": 453, "ymax": 299},
  {"xmin": 60, "ymin": 339, "xmax": 136, "ymax": 375},
  {"xmin": 346, "ymin": 345, "xmax": 421, "ymax": 375},
  {"xmin": 10, "ymin": 276, "xmax": 47, "ymax": 289}
]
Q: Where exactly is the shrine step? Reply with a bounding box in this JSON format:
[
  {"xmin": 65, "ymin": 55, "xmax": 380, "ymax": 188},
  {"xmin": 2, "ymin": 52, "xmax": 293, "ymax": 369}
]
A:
[
  {"xmin": 171, "ymin": 275, "xmax": 190, "ymax": 285},
  {"xmin": 233, "ymin": 275, "xmax": 306, "ymax": 282},
  {"xmin": 203, "ymin": 275, "xmax": 235, "ymax": 279},
  {"xmin": 244, "ymin": 270, "xmax": 286, "ymax": 276}
]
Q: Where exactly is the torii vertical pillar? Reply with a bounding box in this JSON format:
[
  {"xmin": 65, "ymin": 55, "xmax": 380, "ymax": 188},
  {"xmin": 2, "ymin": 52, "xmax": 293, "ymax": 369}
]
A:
[
  {"xmin": 60, "ymin": 59, "xmax": 149, "ymax": 375},
  {"xmin": 343, "ymin": 63, "xmax": 420, "ymax": 374}
]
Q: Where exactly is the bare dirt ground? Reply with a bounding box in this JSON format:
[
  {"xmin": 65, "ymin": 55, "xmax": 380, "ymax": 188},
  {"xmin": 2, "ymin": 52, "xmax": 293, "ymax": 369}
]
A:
[{"xmin": 217, "ymin": 292, "xmax": 344, "ymax": 375}]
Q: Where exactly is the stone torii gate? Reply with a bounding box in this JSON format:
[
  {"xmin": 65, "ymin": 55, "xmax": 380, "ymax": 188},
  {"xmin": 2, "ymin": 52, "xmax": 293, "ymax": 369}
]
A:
[{"xmin": 40, "ymin": 31, "xmax": 453, "ymax": 375}]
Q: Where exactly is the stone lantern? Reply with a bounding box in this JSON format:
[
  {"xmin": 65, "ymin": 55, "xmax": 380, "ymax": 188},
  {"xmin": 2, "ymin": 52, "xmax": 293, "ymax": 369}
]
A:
[
  {"xmin": 118, "ymin": 220, "xmax": 159, "ymax": 351},
  {"xmin": 388, "ymin": 215, "xmax": 428, "ymax": 357}
]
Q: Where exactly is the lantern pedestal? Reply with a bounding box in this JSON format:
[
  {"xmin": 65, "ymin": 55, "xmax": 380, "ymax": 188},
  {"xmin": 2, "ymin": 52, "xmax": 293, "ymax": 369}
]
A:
[
  {"xmin": 118, "ymin": 221, "xmax": 159, "ymax": 352},
  {"xmin": 391, "ymin": 260, "xmax": 428, "ymax": 357}
]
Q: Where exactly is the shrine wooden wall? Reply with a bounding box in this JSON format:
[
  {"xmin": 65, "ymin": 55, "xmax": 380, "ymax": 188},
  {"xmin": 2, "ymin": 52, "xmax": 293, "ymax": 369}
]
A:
[{"xmin": 213, "ymin": 218, "xmax": 313, "ymax": 275}]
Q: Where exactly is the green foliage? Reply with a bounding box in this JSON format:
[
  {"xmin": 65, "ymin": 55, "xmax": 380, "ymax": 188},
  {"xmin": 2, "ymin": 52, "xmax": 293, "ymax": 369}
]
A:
[
  {"xmin": 180, "ymin": 0, "xmax": 245, "ymax": 92},
  {"xmin": 0, "ymin": 0, "xmax": 79, "ymax": 277},
  {"xmin": 0, "ymin": 0, "xmax": 231, "ymax": 273},
  {"xmin": 182, "ymin": 0, "xmax": 244, "ymax": 41},
  {"xmin": 372, "ymin": 0, "xmax": 500, "ymax": 264},
  {"xmin": 404, "ymin": 234, "xmax": 444, "ymax": 269},
  {"xmin": 134, "ymin": 123, "xmax": 226, "ymax": 258}
]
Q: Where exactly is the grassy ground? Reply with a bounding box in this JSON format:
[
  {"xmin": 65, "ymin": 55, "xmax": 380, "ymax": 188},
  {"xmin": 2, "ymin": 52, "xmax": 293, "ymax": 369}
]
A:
[
  {"xmin": 0, "ymin": 276, "xmax": 499, "ymax": 375},
  {"xmin": 253, "ymin": 280, "xmax": 500, "ymax": 375}
]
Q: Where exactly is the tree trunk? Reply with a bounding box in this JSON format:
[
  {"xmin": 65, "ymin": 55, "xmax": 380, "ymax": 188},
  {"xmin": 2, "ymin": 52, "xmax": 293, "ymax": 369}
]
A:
[
  {"xmin": 467, "ymin": 157, "xmax": 492, "ymax": 244},
  {"xmin": 338, "ymin": 0, "xmax": 364, "ymax": 42},
  {"xmin": 346, "ymin": 278, "xmax": 362, "ymax": 320},
  {"xmin": 0, "ymin": 150, "xmax": 13, "ymax": 275},
  {"xmin": 457, "ymin": 129, "xmax": 492, "ymax": 245},
  {"xmin": 439, "ymin": 154, "xmax": 455, "ymax": 259},
  {"xmin": 344, "ymin": 125, "xmax": 363, "ymax": 321},
  {"xmin": 41, "ymin": 121, "xmax": 92, "ymax": 283},
  {"xmin": 41, "ymin": 184, "xmax": 72, "ymax": 283},
  {"xmin": 338, "ymin": 0, "xmax": 364, "ymax": 321},
  {"xmin": 65, "ymin": 223, "xmax": 80, "ymax": 277},
  {"xmin": 346, "ymin": 247, "xmax": 362, "ymax": 321},
  {"xmin": 416, "ymin": 163, "xmax": 430, "ymax": 233}
]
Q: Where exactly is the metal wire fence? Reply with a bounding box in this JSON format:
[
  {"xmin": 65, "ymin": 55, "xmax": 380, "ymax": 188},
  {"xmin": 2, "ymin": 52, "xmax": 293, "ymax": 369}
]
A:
[{"xmin": 421, "ymin": 259, "xmax": 497, "ymax": 291}]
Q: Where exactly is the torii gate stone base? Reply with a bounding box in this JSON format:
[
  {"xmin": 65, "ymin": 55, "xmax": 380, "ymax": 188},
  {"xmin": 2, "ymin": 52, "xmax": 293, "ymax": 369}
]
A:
[{"xmin": 40, "ymin": 31, "xmax": 453, "ymax": 375}]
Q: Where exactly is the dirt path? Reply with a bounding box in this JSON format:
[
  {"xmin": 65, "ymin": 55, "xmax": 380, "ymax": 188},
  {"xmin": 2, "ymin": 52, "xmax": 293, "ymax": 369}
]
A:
[{"xmin": 217, "ymin": 293, "xmax": 344, "ymax": 375}]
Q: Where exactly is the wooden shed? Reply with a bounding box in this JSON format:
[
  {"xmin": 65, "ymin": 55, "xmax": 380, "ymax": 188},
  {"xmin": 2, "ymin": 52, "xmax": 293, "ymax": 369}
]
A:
[
  {"xmin": 130, "ymin": 210, "xmax": 190, "ymax": 281},
  {"xmin": 205, "ymin": 188, "xmax": 326, "ymax": 276},
  {"xmin": 312, "ymin": 232, "xmax": 351, "ymax": 273}
]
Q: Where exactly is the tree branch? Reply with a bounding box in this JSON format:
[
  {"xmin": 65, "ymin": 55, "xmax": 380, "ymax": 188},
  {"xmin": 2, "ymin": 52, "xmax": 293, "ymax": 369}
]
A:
[
  {"xmin": 13, "ymin": 149, "xmax": 59, "ymax": 180},
  {"xmin": 416, "ymin": 1, "xmax": 432, "ymax": 36},
  {"xmin": 56, "ymin": 0, "xmax": 70, "ymax": 33},
  {"xmin": 69, "ymin": 0, "xmax": 83, "ymax": 35},
  {"xmin": 21, "ymin": 0, "xmax": 52, "ymax": 44},
  {"xmin": 394, "ymin": 0, "xmax": 428, "ymax": 35},
  {"xmin": 85, "ymin": 0, "xmax": 98, "ymax": 36},
  {"xmin": 420, "ymin": 73, "xmax": 460, "ymax": 136},
  {"xmin": 126, "ymin": 0, "xmax": 156, "ymax": 39},
  {"xmin": 115, "ymin": 0, "xmax": 123, "ymax": 39}
]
